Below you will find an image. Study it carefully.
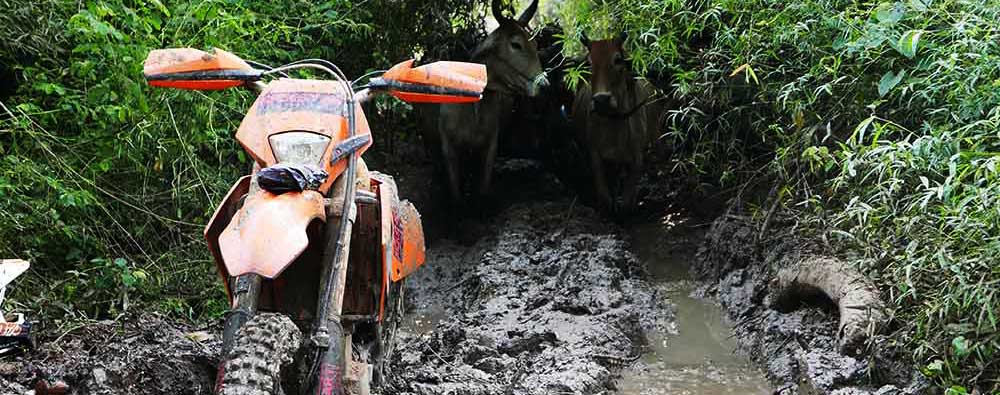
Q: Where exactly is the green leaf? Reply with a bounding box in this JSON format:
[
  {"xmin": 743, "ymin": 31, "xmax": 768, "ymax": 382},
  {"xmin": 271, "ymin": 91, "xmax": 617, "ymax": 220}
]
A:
[
  {"xmin": 133, "ymin": 270, "xmax": 148, "ymax": 283},
  {"xmin": 908, "ymin": 0, "xmax": 930, "ymax": 11},
  {"xmin": 952, "ymin": 336, "xmax": 970, "ymax": 358},
  {"xmin": 878, "ymin": 70, "xmax": 905, "ymax": 97},
  {"xmin": 925, "ymin": 359, "xmax": 944, "ymax": 374},
  {"xmin": 832, "ymin": 37, "xmax": 848, "ymax": 50},
  {"xmin": 33, "ymin": 82, "xmax": 66, "ymax": 96},
  {"xmin": 852, "ymin": 116, "xmax": 876, "ymax": 145},
  {"xmin": 898, "ymin": 30, "xmax": 923, "ymax": 58},
  {"xmin": 121, "ymin": 271, "xmax": 137, "ymax": 287},
  {"xmin": 945, "ymin": 386, "xmax": 969, "ymax": 395},
  {"xmin": 875, "ymin": 2, "xmax": 905, "ymax": 24}
]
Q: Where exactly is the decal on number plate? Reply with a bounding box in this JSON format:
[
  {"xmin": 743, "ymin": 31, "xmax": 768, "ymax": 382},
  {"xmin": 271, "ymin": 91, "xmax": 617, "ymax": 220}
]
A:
[
  {"xmin": 392, "ymin": 202, "xmax": 403, "ymax": 261},
  {"xmin": 256, "ymin": 92, "xmax": 346, "ymax": 115}
]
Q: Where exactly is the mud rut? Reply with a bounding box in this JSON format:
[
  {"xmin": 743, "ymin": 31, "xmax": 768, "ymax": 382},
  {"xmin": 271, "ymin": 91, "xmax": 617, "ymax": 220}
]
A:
[{"xmin": 0, "ymin": 154, "xmax": 921, "ymax": 395}]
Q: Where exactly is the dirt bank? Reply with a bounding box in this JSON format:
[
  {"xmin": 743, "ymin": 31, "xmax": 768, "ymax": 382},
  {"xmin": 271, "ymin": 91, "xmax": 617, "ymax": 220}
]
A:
[
  {"xmin": 385, "ymin": 163, "xmax": 670, "ymax": 395},
  {"xmin": 694, "ymin": 215, "xmax": 928, "ymax": 395},
  {"xmin": 0, "ymin": 314, "xmax": 219, "ymax": 394}
]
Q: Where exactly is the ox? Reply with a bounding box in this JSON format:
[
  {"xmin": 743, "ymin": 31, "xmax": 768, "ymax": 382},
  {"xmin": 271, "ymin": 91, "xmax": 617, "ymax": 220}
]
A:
[
  {"xmin": 572, "ymin": 33, "xmax": 664, "ymax": 215},
  {"xmin": 424, "ymin": 0, "xmax": 547, "ymax": 206}
]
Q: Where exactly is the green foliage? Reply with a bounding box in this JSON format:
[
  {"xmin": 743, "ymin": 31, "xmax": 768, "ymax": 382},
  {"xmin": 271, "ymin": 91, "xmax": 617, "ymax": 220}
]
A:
[
  {"xmin": 0, "ymin": 0, "xmax": 481, "ymax": 328},
  {"xmin": 559, "ymin": 0, "xmax": 719, "ymax": 75},
  {"xmin": 828, "ymin": 117, "xmax": 1000, "ymax": 391},
  {"xmin": 557, "ymin": 0, "xmax": 1000, "ymax": 391}
]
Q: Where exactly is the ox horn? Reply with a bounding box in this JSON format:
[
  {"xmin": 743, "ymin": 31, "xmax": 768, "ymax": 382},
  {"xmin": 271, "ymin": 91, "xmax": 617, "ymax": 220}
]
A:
[
  {"xmin": 517, "ymin": 0, "xmax": 539, "ymax": 26},
  {"xmin": 491, "ymin": 0, "xmax": 511, "ymax": 23}
]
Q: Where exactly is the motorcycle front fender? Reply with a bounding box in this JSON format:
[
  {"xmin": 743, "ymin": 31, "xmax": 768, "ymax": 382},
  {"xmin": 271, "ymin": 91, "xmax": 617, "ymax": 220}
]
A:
[
  {"xmin": 217, "ymin": 189, "xmax": 326, "ymax": 280},
  {"xmin": 204, "ymin": 176, "xmax": 251, "ymax": 299}
]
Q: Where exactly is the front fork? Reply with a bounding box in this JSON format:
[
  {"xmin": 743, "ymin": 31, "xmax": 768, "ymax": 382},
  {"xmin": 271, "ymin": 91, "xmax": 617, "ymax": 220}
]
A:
[
  {"xmin": 215, "ymin": 210, "xmax": 355, "ymax": 395},
  {"xmin": 221, "ymin": 274, "xmax": 262, "ymax": 354},
  {"xmin": 310, "ymin": 176, "xmax": 357, "ymax": 395},
  {"xmin": 217, "ymin": 273, "xmax": 262, "ymax": 393}
]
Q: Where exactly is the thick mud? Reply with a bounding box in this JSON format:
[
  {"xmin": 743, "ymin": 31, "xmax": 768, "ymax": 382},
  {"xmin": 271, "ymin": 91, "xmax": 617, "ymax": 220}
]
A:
[
  {"xmin": 0, "ymin": 314, "xmax": 219, "ymax": 394},
  {"xmin": 386, "ymin": 189, "xmax": 670, "ymax": 394}
]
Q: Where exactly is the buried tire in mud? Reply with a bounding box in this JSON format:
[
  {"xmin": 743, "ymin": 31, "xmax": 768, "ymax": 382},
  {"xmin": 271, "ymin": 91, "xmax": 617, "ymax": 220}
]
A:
[{"xmin": 220, "ymin": 313, "xmax": 302, "ymax": 395}]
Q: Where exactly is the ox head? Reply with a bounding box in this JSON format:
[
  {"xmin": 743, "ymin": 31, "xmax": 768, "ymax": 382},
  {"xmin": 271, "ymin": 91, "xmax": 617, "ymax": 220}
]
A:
[
  {"xmin": 581, "ymin": 32, "xmax": 629, "ymax": 114},
  {"xmin": 472, "ymin": 0, "xmax": 548, "ymax": 97}
]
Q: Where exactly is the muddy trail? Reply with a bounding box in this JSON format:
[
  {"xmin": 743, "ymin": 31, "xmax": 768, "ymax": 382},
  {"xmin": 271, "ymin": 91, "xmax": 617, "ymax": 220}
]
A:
[
  {"xmin": 384, "ymin": 160, "xmax": 670, "ymax": 395},
  {"xmin": 0, "ymin": 152, "xmax": 921, "ymax": 395}
]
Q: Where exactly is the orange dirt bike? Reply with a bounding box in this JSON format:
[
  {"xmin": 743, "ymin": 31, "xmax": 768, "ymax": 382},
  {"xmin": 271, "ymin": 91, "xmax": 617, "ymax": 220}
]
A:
[{"xmin": 142, "ymin": 48, "xmax": 486, "ymax": 395}]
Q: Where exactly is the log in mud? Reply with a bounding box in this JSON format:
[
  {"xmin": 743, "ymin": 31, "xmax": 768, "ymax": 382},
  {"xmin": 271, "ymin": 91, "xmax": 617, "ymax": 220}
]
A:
[{"xmin": 768, "ymin": 256, "xmax": 888, "ymax": 356}]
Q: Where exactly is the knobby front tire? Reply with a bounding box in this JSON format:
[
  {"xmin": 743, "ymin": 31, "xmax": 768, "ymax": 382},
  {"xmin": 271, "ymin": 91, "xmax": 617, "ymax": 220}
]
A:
[{"xmin": 219, "ymin": 313, "xmax": 302, "ymax": 395}]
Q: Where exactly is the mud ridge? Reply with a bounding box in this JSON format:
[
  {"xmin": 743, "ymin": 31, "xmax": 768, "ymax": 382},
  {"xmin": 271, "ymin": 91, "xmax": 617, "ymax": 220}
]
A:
[
  {"xmin": 694, "ymin": 215, "xmax": 928, "ymax": 395},
  {"xmin": 0, "ymin": 313, "xmax": 219, "ymax": 394},
  {"xmin": 387, "ymin": 198, "xmax": 670, "ymax": 395}
]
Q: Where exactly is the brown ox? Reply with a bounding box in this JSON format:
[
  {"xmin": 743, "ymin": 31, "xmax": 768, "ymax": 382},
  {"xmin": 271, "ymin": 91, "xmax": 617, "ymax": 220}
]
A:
[
  {"xmin": 572, "ymin": 33, "xmax": 663, "ymax": 215},
  {"xmin": 425, "ymin": 0, "xmax": 546, "ymax": 206}
]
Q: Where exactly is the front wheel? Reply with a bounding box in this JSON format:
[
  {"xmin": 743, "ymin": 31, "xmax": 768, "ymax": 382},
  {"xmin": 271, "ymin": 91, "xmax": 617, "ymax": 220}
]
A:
[{"xmin": 219, "ymin": 313, "xmax": 302, "ymax": 395}]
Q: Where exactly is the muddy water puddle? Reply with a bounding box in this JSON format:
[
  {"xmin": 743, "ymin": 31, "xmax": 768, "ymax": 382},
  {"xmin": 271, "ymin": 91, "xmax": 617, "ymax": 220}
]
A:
[{"xmin": 619, "ymin": 217, "xmax": 771, "ymax": 395}]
